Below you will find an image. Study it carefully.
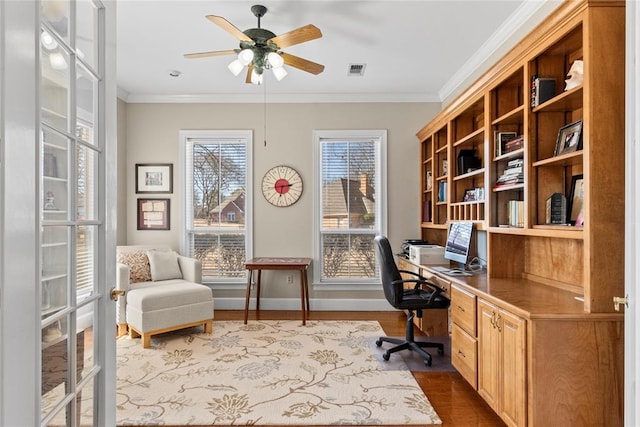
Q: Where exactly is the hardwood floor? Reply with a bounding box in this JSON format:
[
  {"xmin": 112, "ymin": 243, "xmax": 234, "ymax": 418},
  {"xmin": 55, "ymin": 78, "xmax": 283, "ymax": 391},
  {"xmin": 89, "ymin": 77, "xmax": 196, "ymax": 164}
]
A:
[{"xmin": 213, "ymin": 310, "xmax": 506, "ymax": 427}]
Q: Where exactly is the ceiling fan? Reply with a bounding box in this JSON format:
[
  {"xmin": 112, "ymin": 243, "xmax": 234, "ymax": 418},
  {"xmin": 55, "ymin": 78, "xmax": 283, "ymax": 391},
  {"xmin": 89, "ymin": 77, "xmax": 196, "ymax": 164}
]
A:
[{"xmin": 184, "ymin": 4, "xmax": 324, "ymax": 85}]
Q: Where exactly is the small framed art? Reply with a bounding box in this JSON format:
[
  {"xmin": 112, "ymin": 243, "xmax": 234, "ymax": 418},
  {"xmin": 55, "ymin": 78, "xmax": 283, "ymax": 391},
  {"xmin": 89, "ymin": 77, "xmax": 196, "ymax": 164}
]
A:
[
  {"xmin": 135, "ymin": 163, "xmax": 173, "ymax": 194},
  {"xmin": 554, "ymin": 120, "xmax": 583, "ymax": 156},
  {"xmin": 568, "ymin": 174, "xmax": 585, "ymax": 226},
  {"xmin": 137, "ymin": 198, "xmax": 170, "ymax": 230}
]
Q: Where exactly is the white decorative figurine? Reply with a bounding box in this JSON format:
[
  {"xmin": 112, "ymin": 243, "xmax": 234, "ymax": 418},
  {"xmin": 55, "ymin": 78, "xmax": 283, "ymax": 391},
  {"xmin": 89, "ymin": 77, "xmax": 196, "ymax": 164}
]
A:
[
  {"xmin": 564, "ymin": 60, "xmax": 583, "ymax": 91},
  {"xmin": 44, "ymin": 190, "xmax": 57, "ymax": 210}
]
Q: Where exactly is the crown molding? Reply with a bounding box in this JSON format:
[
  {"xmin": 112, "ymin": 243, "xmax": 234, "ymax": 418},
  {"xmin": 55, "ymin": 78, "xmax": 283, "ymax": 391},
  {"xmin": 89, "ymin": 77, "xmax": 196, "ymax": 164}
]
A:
[{"xmin": 118, "ymin": 91, "xmax": 441, "ymax": 104}]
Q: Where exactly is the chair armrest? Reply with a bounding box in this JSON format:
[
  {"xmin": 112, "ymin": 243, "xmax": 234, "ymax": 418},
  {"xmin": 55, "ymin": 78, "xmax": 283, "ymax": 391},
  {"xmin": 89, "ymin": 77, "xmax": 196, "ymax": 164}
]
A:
[
  {"xmin": 177, "ymin": 255, "xmax": 202, "ymax": 284},
  {"xmin": 116, "ymin": 263, "xmax": 131, "ymax": 291}
]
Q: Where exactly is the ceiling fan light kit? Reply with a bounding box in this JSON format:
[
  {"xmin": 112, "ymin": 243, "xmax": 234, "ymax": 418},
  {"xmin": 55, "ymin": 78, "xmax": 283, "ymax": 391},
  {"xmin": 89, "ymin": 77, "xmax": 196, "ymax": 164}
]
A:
[{"xmin": 185, "ymin": 4, "xmax": 324, "ymax": 85}]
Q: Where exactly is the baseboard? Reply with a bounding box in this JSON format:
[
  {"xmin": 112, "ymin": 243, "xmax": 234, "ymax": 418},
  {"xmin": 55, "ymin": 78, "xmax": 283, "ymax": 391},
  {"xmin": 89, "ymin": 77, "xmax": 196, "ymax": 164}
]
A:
[{"xmin": 213, "ymin": 297, "xmax": 394, "ymax": 311}]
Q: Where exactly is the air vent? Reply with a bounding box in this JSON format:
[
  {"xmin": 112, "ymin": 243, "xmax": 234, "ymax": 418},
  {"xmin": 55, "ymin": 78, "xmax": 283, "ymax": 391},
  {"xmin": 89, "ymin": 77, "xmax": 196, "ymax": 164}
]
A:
[{"xmin": 348, "ymin": 63, "xmax": 366, "ymax": 76}]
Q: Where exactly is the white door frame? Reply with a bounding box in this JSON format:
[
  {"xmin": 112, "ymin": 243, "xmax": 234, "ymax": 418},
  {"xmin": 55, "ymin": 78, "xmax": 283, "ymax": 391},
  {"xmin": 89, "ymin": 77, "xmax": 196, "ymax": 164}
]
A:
[{"xmin": 625, "ymin": 1, "xmax": 639, "ymax": 425}]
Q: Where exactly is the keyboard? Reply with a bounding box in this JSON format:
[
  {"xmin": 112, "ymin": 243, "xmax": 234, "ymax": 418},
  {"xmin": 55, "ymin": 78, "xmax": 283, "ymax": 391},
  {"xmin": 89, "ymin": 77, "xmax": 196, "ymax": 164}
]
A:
[{"xmin": 430, "ymin": 266, "xmax": 472, "ymax": 277}]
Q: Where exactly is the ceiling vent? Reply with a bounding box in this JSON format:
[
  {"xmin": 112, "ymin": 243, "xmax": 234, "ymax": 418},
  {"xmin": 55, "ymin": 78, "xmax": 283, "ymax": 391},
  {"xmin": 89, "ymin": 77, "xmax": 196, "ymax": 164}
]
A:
[{"xmin": 348, "ymin": 63, "xmax": 366, "ymax": 76}]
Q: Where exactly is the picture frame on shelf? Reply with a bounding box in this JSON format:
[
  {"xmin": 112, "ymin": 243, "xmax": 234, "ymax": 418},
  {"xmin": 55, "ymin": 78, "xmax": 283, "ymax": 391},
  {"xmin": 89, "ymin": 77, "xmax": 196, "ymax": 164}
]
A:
[
  {"xmin": 554, "ymin": 120, "xmax": 583, "ymax": 156},
  {"xmin": 135, "ymin": 163, "xmax": 173, "ymax": 194},
  {"xmin": 568, "ymin": 174, "xmax": 584, "ymax": 226},
  {"xmin": 426, "ymin": 170, "xmax": 433, "ymax": 191},
  {"xmin": 137, "ymin": 198, "xmax": 170, "ymax": 230}
]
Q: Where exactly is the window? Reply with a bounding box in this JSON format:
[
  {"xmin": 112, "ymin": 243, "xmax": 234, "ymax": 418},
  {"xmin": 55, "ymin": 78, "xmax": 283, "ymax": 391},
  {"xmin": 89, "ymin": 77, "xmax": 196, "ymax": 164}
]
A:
[
  {"xmin": 180, "ymin": 130, "xmax": 252, "ymax": 283},
  {"xmin": 313, "ymin": 130, "xmax": 387, "ymax": 285}
]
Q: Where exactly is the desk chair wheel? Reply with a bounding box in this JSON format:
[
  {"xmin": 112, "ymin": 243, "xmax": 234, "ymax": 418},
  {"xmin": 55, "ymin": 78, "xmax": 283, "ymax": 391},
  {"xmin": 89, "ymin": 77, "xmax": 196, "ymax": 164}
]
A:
[
  {"xmin": 382, "ymin": 351, "xmax": 391, "ymax": 361},
  {"xmin": 375, "ymin": 338, "xmax": 383, "ymax": 347},
  {"xmin": 423, "ymin": 353, "xmax": 433, "ymax": 366}
]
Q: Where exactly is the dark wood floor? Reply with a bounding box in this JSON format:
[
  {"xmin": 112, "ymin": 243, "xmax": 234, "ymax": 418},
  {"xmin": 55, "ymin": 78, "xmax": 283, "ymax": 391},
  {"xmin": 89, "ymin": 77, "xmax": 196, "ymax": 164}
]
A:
[{"xmin": 213, "ymin": 310, "xmax": 506, "ymax": 427}]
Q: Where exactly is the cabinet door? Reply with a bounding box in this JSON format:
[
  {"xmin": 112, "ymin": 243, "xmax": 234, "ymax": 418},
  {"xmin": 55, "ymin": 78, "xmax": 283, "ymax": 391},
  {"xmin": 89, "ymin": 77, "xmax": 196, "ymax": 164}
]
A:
[
  {"xmin": 477, "ymin": 299, "xmax": 500, "ymax": 410},
  {"xmin": 499, "ymin": 309, "xmax": 526, "ymax": 427}
]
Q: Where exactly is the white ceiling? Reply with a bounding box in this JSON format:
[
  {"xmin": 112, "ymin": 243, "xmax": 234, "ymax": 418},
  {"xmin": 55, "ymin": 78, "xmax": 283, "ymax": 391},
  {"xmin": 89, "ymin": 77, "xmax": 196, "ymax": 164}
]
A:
[{"xmin": 117, "ymin": 0, "xmax": 561, "ymax": 104}]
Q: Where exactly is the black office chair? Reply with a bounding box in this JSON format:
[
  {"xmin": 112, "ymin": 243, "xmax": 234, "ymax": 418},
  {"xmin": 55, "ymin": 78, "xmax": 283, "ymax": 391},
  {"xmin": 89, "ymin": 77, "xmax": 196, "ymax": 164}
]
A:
[{"xmin": 374, "ymin": 235, "xmax": 450, "ymax": 366}]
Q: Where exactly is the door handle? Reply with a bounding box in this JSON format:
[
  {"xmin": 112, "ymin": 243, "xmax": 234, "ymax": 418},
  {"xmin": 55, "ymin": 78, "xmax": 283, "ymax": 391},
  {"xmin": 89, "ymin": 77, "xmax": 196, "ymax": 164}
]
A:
[{"xmin": 110, "ymin": 288, "xmax": 126, "ymax": 302}]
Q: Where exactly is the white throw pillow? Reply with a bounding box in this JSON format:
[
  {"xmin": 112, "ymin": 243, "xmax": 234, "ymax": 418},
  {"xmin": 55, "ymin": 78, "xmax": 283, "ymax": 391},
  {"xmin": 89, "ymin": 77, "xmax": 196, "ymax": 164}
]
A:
[{"xmin": 147, "ymin": 250, "xmax": 183, "ymax": 281}]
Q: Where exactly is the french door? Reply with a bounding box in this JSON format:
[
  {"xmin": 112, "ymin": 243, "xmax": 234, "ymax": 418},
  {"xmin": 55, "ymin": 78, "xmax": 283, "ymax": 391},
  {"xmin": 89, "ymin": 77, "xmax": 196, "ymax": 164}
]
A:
[{"xmin": 1, "ymin": 0, "xmax": 117, "ymax": 425}]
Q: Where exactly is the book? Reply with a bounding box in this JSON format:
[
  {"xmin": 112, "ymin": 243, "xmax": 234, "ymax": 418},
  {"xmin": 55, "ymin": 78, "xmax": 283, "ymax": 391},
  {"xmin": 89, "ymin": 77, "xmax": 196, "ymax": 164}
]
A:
[
  {"xmin": 503, "ymin": 166, "xmax": 523, "ymax": 175},
  {"xmin": 545, "ymin": 193, "xmax": 567, "ymax": 224},
  {"xmin": 495, "ymin": 131, "xmax": 518, "ymax": 157},
  {"xmin": 531, "ymin": 77, "xmax": 556, "ymax": 107},
  {"xmin": 507, "ymin": 200, "xmax": 525, "ymax": 227},
  {"xmin": 507, "ymin": 157, "xmax": 524, "ymax": 167},
  {"xmin": 438, "ymin": 181, "xmax": 447, "ymax": 202},
  {"xmin": 503, "ymin": 136, "xmax": 524, "ymax": 153}
]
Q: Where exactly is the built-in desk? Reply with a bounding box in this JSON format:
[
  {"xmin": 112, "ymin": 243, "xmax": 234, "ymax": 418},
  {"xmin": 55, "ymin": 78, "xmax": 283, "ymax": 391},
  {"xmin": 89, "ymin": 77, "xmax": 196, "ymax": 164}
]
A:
[{"xmin": 400, "ymin": 256, "xmax": 623, "ymax": 427}]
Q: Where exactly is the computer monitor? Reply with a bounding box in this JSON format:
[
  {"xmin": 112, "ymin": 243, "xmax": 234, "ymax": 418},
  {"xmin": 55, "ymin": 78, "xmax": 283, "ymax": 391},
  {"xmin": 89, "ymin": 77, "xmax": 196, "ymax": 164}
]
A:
[{"xmin": 444, "ymin": 221, "xmax": 474, "ymax": 270}]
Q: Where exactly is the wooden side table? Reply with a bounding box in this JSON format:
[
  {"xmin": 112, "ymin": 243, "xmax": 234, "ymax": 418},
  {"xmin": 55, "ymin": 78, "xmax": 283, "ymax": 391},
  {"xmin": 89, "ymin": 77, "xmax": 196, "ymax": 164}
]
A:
[{"xmin": 244, "ymin": 257, "xmax": 312, "ymax": 325}]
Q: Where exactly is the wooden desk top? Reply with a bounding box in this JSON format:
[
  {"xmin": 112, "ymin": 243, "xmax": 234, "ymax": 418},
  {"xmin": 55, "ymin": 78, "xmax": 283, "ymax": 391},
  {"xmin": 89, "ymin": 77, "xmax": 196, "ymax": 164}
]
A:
[
  {"xmin": 399, "ymin": 257, "xmax": 621, "ymax": 321},
  {"xmin": 245, "ymin": 257, "xmax": 312, "ymax": 270}
]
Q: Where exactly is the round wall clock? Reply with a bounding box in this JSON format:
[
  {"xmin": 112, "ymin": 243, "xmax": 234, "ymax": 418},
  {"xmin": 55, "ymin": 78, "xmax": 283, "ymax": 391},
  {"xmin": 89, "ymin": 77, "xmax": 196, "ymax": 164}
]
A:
[{"xmin": 262, "ymin": 165, "xmax": 303, "ymax": 207}]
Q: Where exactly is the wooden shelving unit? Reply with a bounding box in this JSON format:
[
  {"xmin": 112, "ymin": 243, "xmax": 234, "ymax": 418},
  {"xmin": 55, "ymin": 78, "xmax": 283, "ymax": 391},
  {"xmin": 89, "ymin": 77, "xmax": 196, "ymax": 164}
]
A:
[{"xmin": 414, "ymin": 1, "xmax": 625, "ymax": 426}]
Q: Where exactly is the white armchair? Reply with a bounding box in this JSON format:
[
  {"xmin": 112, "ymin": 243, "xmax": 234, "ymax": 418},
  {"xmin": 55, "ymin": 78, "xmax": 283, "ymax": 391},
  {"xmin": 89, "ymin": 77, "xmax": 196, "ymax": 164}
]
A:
[{"xmin": 116, "ymin": 245, "xmax": 214, "ymax": 348}]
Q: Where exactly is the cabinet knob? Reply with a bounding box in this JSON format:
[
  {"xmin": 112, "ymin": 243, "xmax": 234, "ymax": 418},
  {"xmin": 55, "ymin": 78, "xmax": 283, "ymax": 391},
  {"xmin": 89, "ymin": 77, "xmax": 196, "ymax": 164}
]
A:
[{"xmin": 613, "ymin": 295, "xmax": 629, "ymax": 312}]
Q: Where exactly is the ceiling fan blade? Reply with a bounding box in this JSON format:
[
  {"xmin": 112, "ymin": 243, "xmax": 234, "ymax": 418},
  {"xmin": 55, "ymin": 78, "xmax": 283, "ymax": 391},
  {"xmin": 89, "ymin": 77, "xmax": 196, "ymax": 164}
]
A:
[
  {"xmin": 269, "ymin": 24, "xmax": 322, "ymax": 49},
  {"xmin": 281, "ymin": 52, "xmax": 325, "ymax": 75},
  {"xmin": 206, "ymin": 15, "xmax": 253, "ymax": 42},
  {"xmin": 184, "ymin": 49, "xmax": 237, "ymax": 59}
]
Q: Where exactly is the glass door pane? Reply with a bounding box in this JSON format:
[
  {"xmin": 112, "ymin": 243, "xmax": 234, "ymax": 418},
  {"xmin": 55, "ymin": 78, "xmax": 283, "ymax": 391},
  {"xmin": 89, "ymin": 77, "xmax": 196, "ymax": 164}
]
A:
[{"xmin": 40, "ymin": 1, "xmax": 107, "ymax": 424}]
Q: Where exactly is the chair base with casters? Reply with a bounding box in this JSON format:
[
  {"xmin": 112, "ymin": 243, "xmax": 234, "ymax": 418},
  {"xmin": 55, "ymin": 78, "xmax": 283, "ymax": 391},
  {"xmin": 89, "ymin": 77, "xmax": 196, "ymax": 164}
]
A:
[{"xmin": 376, "ymin": 309, "xmax": 444, "ymax": 366}]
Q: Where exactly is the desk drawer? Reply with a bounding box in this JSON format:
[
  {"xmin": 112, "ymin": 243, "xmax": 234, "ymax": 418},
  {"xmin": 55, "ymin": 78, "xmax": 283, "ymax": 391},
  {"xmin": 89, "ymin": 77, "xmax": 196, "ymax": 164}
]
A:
[
  {"xmin": 451, "ymin": 323, "xmax": 477, "ymax": 389},
  {"xmin": 451, "ymin": 285, "xmax": 476, "ymax": 335}
]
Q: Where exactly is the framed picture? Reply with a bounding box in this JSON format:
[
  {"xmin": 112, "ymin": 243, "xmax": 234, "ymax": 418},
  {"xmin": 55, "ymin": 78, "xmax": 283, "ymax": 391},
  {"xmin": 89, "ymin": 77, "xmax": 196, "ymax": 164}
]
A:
[
  {"xmin": 135, "ymin": 163, "xmax": 173, "ymax": 194},
  {"xmin": 567, "ymin": 174, "xmax": 584, "ymax": 226},
  {"xmin": 137, "ymin": 198, "xmax": 170, "ymax": 230},
  {"xmin": 463, "ymin": 188, "xmax": 477, "ymax": 202},
  {"xmin": 554, "ymin": 120, "xmax": 583, "ymax": 156}
]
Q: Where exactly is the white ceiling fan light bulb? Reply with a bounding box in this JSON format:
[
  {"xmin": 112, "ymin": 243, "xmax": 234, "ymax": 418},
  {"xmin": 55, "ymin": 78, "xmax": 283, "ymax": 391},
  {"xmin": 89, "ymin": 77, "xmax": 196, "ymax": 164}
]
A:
[
  {"xmin": 251, "ymin": 69, "xmax": 263, "ymax": 85},
  {"xmin": 272, "ymin": 66, "xmax": 287, "ymax": 81},
  {"xmin": 238, "ymin": 49, "xmax": 254, "ymax": 66},
  {"xmin": 228, "ymin": 59, "xmax": 244, "ymax": 76},
  {"xmin": 49, "ymin": 52, "xmax": 68, "ymax": 70},
  {"xmin": 41, "ymin": 31, "xmax": 58, "ymax": 50},
  {"xmin": 267, "ymin": 52, "xmax": 284, "ymax": 69}
]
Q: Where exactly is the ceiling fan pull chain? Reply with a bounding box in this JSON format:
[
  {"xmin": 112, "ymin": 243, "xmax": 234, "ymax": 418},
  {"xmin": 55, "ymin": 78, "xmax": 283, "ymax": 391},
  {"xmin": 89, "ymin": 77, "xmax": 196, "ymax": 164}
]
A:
[{"xmin": 264, "ymin": 77, "xmax": 268, "ymax": 147}]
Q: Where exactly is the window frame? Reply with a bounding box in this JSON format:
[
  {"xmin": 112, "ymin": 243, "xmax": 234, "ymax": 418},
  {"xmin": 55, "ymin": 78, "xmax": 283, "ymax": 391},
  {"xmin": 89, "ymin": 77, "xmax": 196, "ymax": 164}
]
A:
[
  {"xmin": 178, "ymin": 130, "xmax": 253, "ymax": 286},
  {"xmin": 312, "ymin": 130, "xmax": 387, "ymax": 289}
]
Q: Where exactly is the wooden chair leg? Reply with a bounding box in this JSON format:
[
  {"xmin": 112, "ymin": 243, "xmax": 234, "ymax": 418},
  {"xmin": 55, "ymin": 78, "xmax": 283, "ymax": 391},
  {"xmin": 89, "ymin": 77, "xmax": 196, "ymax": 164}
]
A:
[
  {"xmin": 141, "ymin": 333, "xmax": 151, "ymax": 348},
  {"xmin": 204, "ymin": 319, "xmax": 213, "ymax": 334}
]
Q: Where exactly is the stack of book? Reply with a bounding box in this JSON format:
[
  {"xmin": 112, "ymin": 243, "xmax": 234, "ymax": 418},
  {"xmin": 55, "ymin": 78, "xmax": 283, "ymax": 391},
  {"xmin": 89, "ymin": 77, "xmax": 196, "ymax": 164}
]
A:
[
  {"xmin": 507, "ymin": 200, "xmax": 525, "ymax": 227},
  {"xmin": 495, "ymin": 131, "xmax": 523, "ymax": 157},
  {"xmin": 493, "ymin": 158, "xmax": 524, "ymax": 189},
  {"xmin": 502, "ymin": 135, "xmax": 524, "ymax": 154}
]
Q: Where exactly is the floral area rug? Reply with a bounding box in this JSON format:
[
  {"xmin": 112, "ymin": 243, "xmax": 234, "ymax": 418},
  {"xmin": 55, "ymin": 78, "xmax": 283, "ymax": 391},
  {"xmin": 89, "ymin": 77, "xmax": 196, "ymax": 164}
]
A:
[{"xmin": 116, "ymin": 320, "xmax": 442, "ymax": 425}]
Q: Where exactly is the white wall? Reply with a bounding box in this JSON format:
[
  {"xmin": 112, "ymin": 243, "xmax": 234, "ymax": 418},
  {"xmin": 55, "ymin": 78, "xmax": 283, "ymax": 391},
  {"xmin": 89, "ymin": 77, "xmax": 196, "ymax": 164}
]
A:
[{"xmin": 118, "ymin": 101, "xmax": 440, "ymax": 303}]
